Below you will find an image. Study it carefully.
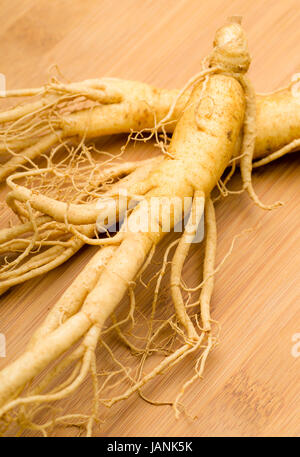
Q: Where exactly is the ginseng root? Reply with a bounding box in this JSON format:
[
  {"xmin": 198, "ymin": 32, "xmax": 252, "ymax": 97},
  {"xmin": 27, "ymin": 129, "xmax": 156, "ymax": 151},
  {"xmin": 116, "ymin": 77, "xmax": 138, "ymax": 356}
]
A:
[
  {"xmin": 0, "ymin": 72, "xmax": 299, "ymax": 181},
  {"xmin": 0, "ymin": 155, "xmax": 162, "ymax": 294},
  {"xmin": 0, "ymin": 20, "xmax": 258, "ymax": 436}
]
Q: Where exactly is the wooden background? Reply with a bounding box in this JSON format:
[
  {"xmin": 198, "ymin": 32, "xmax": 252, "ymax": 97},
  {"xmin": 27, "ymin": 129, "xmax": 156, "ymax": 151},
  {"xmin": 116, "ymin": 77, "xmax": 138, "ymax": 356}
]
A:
[{"xmin": 0, "ymin": 0, "xmax": 299, "ymax": 437}]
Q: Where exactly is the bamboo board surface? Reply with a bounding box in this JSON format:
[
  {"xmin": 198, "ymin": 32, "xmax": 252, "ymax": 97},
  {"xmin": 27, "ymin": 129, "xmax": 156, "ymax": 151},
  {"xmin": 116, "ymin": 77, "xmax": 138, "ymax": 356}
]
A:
[{"xmin": 0, "ymin": 0, "xmax": 299, "ymax": 437}]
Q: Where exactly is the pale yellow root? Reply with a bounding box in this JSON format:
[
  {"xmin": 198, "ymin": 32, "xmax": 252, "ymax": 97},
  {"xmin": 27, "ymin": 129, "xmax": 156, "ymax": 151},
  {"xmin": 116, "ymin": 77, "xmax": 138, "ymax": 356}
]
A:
[
  {"xmin": 102, "ymin": 341, "xmax": 203, "ymax": 408},
  {"xmin": 0, "ymin": 78, "xmax": 180, "ymax": 180},
  {"xmin": 0, "ymin": 220, "xmax": 155, "ymax": 418},
  {"xmin": 171, "ymin": 191, "xmax": 205, "ymax": 339},
  {"xmin": 0, "ymin": 132, "xmax": 62, "ymax": 182},
  {"xmin": 0, "ymin": 324, "xmax": 101, "ymax": 421},
  {"xmin": 1, "ymin": 71, "xmax": 299, "ymax": 181},
  {"xmin": 1, "ymin": 79, "xmax": 123, "ymax": 104},
  {"xmin": 5, "ymin": 158, "xmax": 159, "ymax": 225},
  {"xmin": 0, "ymin": 215, "xmax": 51, "ymax": 245},
  {"xmin": 0, "ymin": 240, "xmax": 83, "ymax": 294},
  {"xmin": 0, "ymin": 137, "xmax": 37, "ymax": 153},
  {"xmin": 0, "ymin": 158, "xmax": 161, "ymax": 292},
  {"xmin": 7, "ymin": 244, "xmax": 115, "ymax": 434},
  {"xmin": 0, "ymin": 100, "xmax": 49, "ymax": 124},
  {"xmin": 0, "ymin": 227, "xmax": 71, "ymax": 254},
  {"xmin": 0, "ymin": 245, "xmax": 65, "ymax": 280},
  {"xmin": 28, "ymin": 246, "xmax": 116, "ymax": 348},
  {"xmin": 0, "ymin": 156, "xmax": 163, "ymax": 293},
  {"xmin": 253, "ymin": 138, "xmax": 300, "ymax": 168},
  {"xmin": 0, "ymin": 20, "xmax": 255, "ymax": 435},
  {"xmin": 173, "ymin": 334, "xmax": 213, "ymax": 418},
  {"xmin": 239, "ymin": 76, "xmax": 282, "ymax": 210},
  {"xmin": 200, "ymin": 198, "xmax": 217, "ymax": 332}
]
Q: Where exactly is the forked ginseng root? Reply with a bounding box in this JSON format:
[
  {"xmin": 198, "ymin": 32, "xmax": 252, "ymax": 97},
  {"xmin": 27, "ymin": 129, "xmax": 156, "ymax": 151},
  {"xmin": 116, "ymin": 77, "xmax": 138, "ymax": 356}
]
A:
[{"xmin": 0, "ymin": 20, "xmax": 298, "ymax": 437}]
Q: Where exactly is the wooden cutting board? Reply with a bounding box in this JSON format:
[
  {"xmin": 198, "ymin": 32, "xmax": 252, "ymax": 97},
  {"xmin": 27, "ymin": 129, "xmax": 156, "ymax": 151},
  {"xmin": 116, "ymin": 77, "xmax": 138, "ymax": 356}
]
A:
[{"xmin": 0, "ymin": 0, "xmax": 299, "ymax": 437}]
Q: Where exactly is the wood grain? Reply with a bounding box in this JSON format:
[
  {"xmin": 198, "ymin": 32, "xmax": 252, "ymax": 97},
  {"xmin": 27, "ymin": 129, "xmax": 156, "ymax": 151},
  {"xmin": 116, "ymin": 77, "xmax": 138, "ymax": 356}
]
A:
[{"xmin": 0, "ymin": 0, "xmax": 299, "ymax": 437}]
